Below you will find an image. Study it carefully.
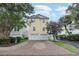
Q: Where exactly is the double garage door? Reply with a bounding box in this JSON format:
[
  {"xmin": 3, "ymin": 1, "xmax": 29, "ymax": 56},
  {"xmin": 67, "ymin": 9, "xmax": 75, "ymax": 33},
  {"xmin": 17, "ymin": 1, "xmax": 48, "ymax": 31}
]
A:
[{"xmin": 29, "ymin": 34, "xmax": 48, "ymax": 40}]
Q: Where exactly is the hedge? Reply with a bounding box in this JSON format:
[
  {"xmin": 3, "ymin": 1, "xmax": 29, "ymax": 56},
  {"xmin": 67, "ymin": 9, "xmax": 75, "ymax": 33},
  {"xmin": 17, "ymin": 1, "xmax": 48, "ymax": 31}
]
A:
[
  {"xmin": 0, "ymin": 37, "xmax": 28, "ymax": 45},
  {"xmin": 57, "ymin": 34, "xmax": 79, "ymax": 41},
  {"xmin": 57, "ymin": 35, "xmax": 66, "ymax": 40},
  {"xmin": 10, "ymin": 37, "xmax": 28, "ymax": 43},
  {"xmin": 66, "ymin": 34, "xmax": 79, "ymax": 41},
  {"xmin": 0, "ymin": 39, "xmax": 10, "ymax": 44}
]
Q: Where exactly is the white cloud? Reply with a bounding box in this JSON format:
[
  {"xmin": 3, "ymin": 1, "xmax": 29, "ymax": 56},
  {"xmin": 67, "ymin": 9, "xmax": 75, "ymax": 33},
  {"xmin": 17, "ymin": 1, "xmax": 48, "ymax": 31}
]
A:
[
  {"xmin": 50, "ymin": 13, "xmax": 59, "ymax": 22},
  {"xmin": 35, "ymin": 11, "xmax": 50, "ymax": 17},
  {"xmin": 34, "ymin": 5, "xmax": 52, "ymax": 17},
  {"xmin": 55, "ymin": 6, "xmax": 67, "ymax": 11},
  {"xmin": 54, "ymin": 6, "xmax": 68, "ymax": 17},
  {"xmin": 33, "ymin": 5, "xmax": 68, "ymax": 22},
  {"xmin": 51, "ymin": 13, "xmax": 56, "ymax": 17},
  {"xmin": 34, "ymin": 5, "xmax": 52, "ymax": 11}
]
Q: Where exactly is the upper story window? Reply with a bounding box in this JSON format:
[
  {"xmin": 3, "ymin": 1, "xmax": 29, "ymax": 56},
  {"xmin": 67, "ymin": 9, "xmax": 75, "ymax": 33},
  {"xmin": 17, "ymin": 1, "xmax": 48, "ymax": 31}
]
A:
[
  {"xmin": 43, "ymin": 20, "xmax": 45, "ymax": 23},
  {"xmin": 33, "ymin": 26, "xmax": 36, "ymax": 31},
  {"xmin": 42, "ymin": 27, "xmax": 45, "ymax": 31}
]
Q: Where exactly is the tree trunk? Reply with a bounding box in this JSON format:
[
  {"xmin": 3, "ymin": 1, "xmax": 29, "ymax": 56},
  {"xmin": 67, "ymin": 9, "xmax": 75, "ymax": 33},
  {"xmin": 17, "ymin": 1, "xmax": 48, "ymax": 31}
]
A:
[
  {"xmin": 0, "ymin": 26, "xmax": 13, "ymax": 39},
  {"xmin": 64, "ymin": 25, "xmax": 71, "ymax": 35},
  {"xmin": 52, "ymin": 34, "xmax": 56, "ymax": 41},
  {"xmin": 15, "ymin": 38, "xmax": 18, "ymax": 44}
]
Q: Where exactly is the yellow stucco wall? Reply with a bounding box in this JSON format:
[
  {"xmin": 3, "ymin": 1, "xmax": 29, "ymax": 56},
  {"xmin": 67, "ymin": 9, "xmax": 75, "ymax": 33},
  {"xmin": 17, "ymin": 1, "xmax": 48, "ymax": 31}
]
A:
[{"xmin": 28, "ymin": 19, "xmax": 48, "ymax": 35}]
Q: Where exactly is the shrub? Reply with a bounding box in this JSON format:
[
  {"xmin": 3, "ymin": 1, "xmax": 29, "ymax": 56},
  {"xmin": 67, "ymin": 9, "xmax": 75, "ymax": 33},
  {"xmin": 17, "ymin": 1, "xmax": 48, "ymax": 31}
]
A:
[
  {"xmin": 16, "ymin": 37, "xmax": 22, "ymax": 43},
  {"xmin": 24, "ymin": 37, "xmax": 28, "ymax": 39},
  {"xmin": 9, "ymin": 37, "xmax": 16, "ymax": 43},
  {"xmin": 19, "ymin": 37, "xmax": 28, "ymax": 43},
  {"xmin": 48, "ymin": 36, "xmax": 53, "ymax": 41},
  {"xmin": 58, "ymin": 34, "xmax": 79, "ymax": 41},
  {"xmin": 57, "ymin": 35, "xmax": 66, "ymax": 40},
  {"xmin": 66, "ymin": 34, "xmax": 79, "ymax": 41},
  {"xmin": 0, "ymin": 37, "xmax": 28, "ymax": 46},
  {"xmin": 0, "ymin": 39, "xmax": 10, "ymax": 45},
  {"xmin": 9, "ymin": 37, "xmax": 28, "ymax": 43}
]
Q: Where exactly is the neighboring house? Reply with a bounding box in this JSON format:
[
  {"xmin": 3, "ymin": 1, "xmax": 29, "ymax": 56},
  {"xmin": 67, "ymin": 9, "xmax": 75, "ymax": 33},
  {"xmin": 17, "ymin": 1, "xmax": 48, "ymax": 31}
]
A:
[
  {"xmin": 10, "ymin": 14, "xmax": 49, "ymax": 40},
  {"xmin": 10, "ymin": 26, "xmax": 29, "ymax": 37},
  {"xmin": 58, "ymin": 21, "xmax": 79, "ymax": 35}
]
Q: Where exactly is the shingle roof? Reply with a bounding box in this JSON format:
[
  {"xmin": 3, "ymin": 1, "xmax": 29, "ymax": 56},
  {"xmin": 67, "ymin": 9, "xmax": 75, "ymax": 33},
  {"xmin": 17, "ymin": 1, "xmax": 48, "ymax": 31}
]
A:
[{"xmin": 29, "ymin": 14, "xmax": 49, "ymax": 19}]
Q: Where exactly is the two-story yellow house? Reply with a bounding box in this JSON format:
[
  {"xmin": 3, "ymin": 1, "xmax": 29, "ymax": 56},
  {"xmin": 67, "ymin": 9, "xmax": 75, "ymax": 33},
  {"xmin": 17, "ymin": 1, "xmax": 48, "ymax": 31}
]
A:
[{"xmin": 28, "ymin": 14, "xmax": 49, "ymax": 40}]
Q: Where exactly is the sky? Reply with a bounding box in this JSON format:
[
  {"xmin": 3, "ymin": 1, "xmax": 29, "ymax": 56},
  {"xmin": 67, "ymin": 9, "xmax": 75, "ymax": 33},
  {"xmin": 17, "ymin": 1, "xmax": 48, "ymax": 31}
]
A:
[{"xmin": 32, "ymin": 3, "xmax": 71, "ymax": 22}]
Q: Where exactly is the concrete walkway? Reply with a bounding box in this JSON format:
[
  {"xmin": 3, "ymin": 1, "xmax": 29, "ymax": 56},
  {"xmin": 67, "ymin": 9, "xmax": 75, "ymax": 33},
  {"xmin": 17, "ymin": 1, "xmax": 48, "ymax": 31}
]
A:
[{"xmin": 0, "ymin": 40, "xmax": 75, "ymax": 56}]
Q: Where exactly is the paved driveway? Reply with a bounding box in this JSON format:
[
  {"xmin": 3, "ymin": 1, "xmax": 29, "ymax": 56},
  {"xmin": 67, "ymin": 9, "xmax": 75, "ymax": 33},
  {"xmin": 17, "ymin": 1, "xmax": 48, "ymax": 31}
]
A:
[{"xmin": 0, "ymin": 40, "xmax": 75, "ymax": 56}]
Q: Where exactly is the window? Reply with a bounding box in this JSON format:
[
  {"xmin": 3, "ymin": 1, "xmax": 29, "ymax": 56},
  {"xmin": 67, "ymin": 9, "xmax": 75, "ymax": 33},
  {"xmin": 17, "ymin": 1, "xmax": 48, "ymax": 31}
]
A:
[
  {"xmin": 42, "ymin": 27, "xmax": 45, "ymax": 31},
  {"xmin": 33, "ymin": 26, "xmax": 35, "ymax": 31},
  {"xmin": 43, "ymin": 20, "xmax": 45, "ymax": 23}
]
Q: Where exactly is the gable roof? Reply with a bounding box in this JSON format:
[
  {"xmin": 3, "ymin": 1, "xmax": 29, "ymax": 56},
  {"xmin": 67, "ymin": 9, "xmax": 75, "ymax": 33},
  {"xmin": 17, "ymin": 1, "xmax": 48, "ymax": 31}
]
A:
[{"xmin": 29, "ymin": 14, "xmax": 49, "ymax": 19}]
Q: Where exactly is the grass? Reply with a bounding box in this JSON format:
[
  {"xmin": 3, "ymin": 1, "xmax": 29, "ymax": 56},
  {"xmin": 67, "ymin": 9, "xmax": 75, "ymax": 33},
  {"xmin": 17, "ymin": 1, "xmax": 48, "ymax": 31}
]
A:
[{"xmin": 53, "ymin": 42, "xmax": 78, "ymax": 53}]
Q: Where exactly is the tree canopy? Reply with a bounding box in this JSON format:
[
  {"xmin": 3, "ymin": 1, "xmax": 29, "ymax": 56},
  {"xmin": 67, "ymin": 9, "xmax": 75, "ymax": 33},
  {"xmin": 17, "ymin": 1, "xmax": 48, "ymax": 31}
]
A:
[
  {"xmin": 59, "ymin": 15, "xmax": 72, "ymax": 35},
  {"xmin": 47, "ymin": 21, "xmax": 61, "ymax": 35},
  {"xmin": 67, "ymin": 3, "xmax": 79, "ymax": 28},
  {"xmin": 46, "ymin": 21, "xmax": 62, "ymax": 41},
  {"xmin": 0, "ymin": 3, "xmax": 34, "ymax": 39}
]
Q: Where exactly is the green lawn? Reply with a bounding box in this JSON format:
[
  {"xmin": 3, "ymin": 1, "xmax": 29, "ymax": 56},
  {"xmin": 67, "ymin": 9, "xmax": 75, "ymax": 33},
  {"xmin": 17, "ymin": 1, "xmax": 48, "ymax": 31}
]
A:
[{"xmin": 53, "ymin": 42, "xmax": 78, "ymax": 53}]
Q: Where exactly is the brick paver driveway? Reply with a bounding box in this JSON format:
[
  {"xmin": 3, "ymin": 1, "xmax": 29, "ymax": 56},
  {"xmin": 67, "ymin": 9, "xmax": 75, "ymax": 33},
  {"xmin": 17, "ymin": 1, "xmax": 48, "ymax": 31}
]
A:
[{"xmin": 0, "ymin": 40, "xmax": 75, "ymax": 56}]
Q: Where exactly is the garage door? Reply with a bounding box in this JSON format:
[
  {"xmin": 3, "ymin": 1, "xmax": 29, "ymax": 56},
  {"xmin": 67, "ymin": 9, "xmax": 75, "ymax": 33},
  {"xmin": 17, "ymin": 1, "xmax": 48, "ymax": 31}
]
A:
[{"xmin": 29, "ymin": 34, "xmax": 48, "ymax": 40}]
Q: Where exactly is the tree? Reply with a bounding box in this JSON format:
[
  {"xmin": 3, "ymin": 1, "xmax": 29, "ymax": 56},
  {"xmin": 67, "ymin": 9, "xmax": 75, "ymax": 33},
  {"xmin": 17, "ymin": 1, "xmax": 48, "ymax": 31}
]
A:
[
  {"xmin": 0, "ymin": 3, "xmax": 34, "ymax": 39},
  {"xmin": 67, "ymin": 3, "xmax": 79, "ymax": 28},
  {"xmin": 59, "ymin": 15, "xmax": 72, "ymax": 35},
  {"xmin": 46, "ymin": 21, "xmax": 62, "ymax": 41}
]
